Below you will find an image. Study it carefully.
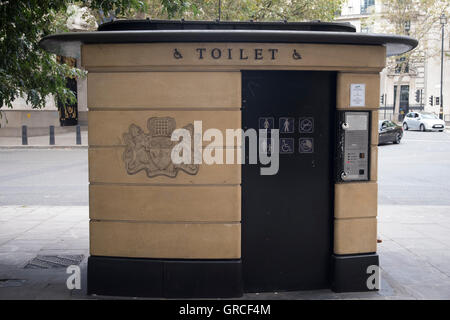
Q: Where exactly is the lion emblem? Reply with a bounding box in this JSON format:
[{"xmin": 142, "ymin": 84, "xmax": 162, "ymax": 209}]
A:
[{"xmin": 122, "ymin": 117, "xmax": 199, "ymax": 178}]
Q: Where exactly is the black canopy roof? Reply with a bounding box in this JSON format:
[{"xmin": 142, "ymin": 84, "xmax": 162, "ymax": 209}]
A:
[
  {"xmin": 40, "ymin": 19, "xmax": 418, "ymax": 58},
  {"xmin": 98, "ymin": 19, "xmax": 357, "ymax": 32}
]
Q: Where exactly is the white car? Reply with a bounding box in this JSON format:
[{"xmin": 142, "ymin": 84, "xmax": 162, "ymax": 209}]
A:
[{"xmin": 402, "ymin": 112, "xmax": 446, "ymax": 132}]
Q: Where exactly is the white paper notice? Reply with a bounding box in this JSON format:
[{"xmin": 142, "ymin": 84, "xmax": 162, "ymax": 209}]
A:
[{"xmin": 350, "ymin": 83, "xmax": 366, "ymax": 107}]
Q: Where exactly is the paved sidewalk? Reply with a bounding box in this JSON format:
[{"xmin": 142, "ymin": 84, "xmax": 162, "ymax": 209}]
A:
[
  {"xmin": 0, "ymin": 205, "xmax": 450, "ymax": 299},
  {"xmin": 376, "ymin": 205, "xmax": 450, "ymax": 299},
  {"xmin": 0, "ymin": 206, "xmax": 88, "ymax": 299}
]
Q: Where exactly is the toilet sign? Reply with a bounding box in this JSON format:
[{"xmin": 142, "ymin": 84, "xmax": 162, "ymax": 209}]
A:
[
  {"xmin": 170, "ymin": 46, "xmax": 304, "ymax": 62},
  {"xmin": 259, "ymin": 117, "xmax": 274, "ymax": 130},
  {"xmin": 279, "ymin": 117, "xmax": 294, "ymax": 133}
]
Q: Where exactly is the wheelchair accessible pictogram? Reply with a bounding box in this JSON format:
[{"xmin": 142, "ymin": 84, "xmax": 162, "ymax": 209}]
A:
[
  {"xmin": 280, "ymin": 138, "xmax": 294, "ymax": 154},
  {"xmin": 299, "ymin": 117, "xmax": 314, "ymax": 133}
]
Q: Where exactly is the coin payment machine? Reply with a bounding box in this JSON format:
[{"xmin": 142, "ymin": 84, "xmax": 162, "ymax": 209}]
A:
[{"xmin": 337, "ymin": 111, "xmax": 370, "ymax": 182}]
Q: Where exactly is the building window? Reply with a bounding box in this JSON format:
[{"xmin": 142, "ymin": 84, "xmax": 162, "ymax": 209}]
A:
[
  {"xmin": 395, "ymin": 63, "xmax": 409, "ymax": 73},
  {"xmin": 395, "ymin": 57, "xmax": 409, "ymax": 74},
  {"xmin": 361, "ymin": 0, "xmax": 375, "ymax": 14},
  {"xmin": 404, "ymin": 21, "xmax": 411, "ymax": 34}
]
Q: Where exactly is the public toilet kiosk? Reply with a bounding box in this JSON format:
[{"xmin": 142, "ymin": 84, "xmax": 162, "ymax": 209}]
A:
[{"xmin": 40, "ymin": 20, "xmax": 417, "ymax": 298}]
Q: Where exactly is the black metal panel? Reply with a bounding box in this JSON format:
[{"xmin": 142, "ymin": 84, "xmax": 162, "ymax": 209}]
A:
[
  {"xmin": 164, "ymin": 260, "xmax": 243, "ymax": 298},
  {"xmin": 87, "ymin": 256, "xmax": 243, "ymax": 298},
  {"xmin": 98, "ymin": 20, "xmax": 356, "ymax": 33},
  {"xmin": 331, "ymin": 253, "xmax": 379, "ymax": 292},
  {"xmin": 241, "ymin": 71, "xmax": 335, "ymax": 292},
  {"xmin": 87, "ymin": 256, "xmax": 163, "ymax": 297}
]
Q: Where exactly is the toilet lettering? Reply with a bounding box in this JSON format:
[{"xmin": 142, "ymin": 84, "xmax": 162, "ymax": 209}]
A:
[
  {"xmin": 190, "ymin": 48, "xmax": 283, "ymax": 60},
  {"xmin": 174, "ymin": 47, "xmax": 303, "ymax": 61}
]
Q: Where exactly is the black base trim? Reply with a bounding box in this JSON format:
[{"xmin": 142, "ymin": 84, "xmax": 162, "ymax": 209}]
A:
[
  {"xmin": 87, "ymin": 256, "xmax": 243, "ymax": 298},
  {"xmin": 331, "ymin": 253, "xmax": 379, "ymax": 293}
]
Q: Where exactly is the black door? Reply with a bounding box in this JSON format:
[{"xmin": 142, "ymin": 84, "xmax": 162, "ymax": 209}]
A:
[
  {"xmin": 242, "ymin": 71, "xmax": 335, "ymax": 292},
  {"xmin": 394, "ymin": 85, "xmax": 410, "ymax": 122},
  {"xmin": 57, "ymin": 77, "xmax": 78, "ymax": 126},
  {"xmin": 56, "ymin": 56, "xmax": 78, "ymax": 126}
]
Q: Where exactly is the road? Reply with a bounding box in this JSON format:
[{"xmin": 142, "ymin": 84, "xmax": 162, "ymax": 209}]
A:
[
  {"xmin": 0, "ymin": 130, "xmax": 450, "ymax": 206},
  {"xmin": 379, "ymin": 130, "xmax": 450, "ymax": 206},
  {"xmin": 0, "ymin": 149, "xmax": 88, "ymax": 206}
]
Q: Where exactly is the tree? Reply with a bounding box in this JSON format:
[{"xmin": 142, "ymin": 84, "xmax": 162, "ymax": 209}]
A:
[
  {"xmin": 367, "ymin": 0, "xmax": 450, "ymax": 121},
  {"xmin": 151, "ymin": 0, "xmax": 343, "ymax": 22},
  {"xmin": 0, "ymin": 0, "xmax": 343, "ymax": 113},
  {"xmin": 0, "ymin": 0, "xmax": 146, "ymax": 111}
]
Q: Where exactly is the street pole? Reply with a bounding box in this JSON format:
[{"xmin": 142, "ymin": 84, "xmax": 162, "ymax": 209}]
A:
[
  {"xmin": 439, "ymin": 14, "xmax": 447, "ymax": 120},
  {"xmin": 421, "ymin": 89, "xmax": 423, "ymax": 110}
]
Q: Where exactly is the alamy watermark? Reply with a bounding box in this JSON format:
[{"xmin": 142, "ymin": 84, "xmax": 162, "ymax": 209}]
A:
[
  {"xmin": 366, "ymin": 265, "xmax": 381, "ymax": 290},
  {"xmin": 66, "ymin": 265, "xmax": 81, "ymax": 290},
  {"xmin": 170, "ymin": 121, "xmax": 280, "ymax": 175}
]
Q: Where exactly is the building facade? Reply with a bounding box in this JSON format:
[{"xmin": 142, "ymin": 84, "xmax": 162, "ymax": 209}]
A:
[{"xmin": 337, "ymin": 0, "xmax": 450, "ymax": 122}]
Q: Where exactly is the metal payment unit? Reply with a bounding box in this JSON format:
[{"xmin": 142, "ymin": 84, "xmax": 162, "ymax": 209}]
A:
[{"xmin": 336, "ymin": 111, "xmax": 371, "ymax": 182}]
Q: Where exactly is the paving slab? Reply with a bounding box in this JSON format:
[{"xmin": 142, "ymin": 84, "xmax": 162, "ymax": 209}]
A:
[{"xmin": 0, "ymin": 205, "xmax": 449, "ymax": 299}]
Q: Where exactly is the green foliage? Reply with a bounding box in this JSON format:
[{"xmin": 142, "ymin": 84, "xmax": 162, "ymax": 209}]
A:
[
  {"xmin": 0, "ymin": 0, "xmax": 145, "ymax": 110},
  {"xmin": 150, "ymin": 0, "xmax": 343, "ymax": 21}
]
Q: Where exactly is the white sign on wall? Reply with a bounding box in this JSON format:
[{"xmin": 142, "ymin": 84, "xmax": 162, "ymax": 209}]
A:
[{"xmin": 350, "ymin": 83, "xmax": 366, "ymax": 107}]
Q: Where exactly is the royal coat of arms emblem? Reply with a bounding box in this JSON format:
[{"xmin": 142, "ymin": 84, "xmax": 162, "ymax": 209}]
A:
[{"xmin": 122, "ymin": 117, "xmax": 199, "ymax": 178}]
